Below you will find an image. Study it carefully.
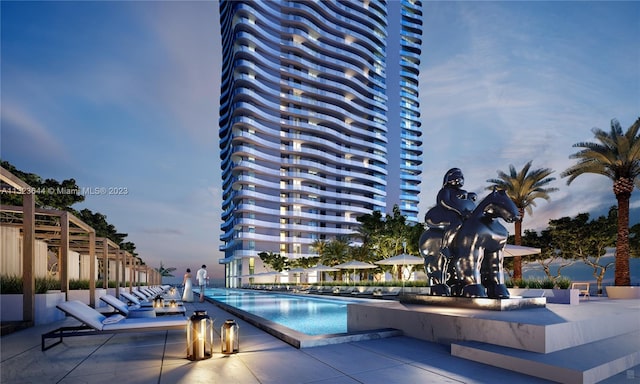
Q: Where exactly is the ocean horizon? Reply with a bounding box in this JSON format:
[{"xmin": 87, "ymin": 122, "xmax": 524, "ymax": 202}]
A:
[{"xmin": 521, "ymin": 254, "xmax": 640, "ymax": 287}]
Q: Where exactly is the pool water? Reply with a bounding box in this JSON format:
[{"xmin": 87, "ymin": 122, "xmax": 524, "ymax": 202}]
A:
[{"xmin": 202, "ymin": 288, "xmax": 362, "ymax": 335}]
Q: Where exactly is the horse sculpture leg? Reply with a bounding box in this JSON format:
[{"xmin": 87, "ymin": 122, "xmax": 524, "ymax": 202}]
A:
[
  {"xmin": 481, "ymin": 250, "xmax": 510, "ymax": 299},
  {"xmin": 453, "ymin": 246, "xmax": 488, "ymax": 298},
  {"xmin": 419, "ymin": 229, "xmax": 450, "ymax": 296}
]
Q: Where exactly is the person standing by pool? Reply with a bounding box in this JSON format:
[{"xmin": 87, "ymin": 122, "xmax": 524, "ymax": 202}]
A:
[
  {"xmin": 182, "ymin": 268, "xmax": 194, "ymax": 302},
  {"xmin": 196, "ymin": 265, "xmax": 208, "ymax": 302}
]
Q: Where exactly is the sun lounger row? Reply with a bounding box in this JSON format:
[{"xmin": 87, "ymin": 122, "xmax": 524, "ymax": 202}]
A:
[
  {"xmin": 42, "ymin": 300, "xmax": 188, "ymax": 351},
  {"xmin": 241, "ymin": 284, "xmax": 405, "ymax": 299},
  {"xmin": 100, "ymin": 294, "xmax": 186, "ymax": 317},
  {"xmin": 302, "ymin": 286, "xmax": 402, "ymax": 299}
]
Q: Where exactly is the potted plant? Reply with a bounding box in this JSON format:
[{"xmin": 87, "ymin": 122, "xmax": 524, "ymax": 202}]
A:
[{"xmin": 0, "ymin": 275, "xmax": 65, "ymax": 324}]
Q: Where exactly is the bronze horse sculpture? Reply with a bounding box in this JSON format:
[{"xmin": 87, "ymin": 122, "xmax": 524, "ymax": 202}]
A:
[{"xmin": 419, "ymin": 188, "xmax": 520, "ymax": 298}]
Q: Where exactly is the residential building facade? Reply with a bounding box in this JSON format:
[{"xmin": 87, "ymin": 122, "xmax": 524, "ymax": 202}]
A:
[{"xmin": 218, "ymin": 0, "xmax": 422, "ymax": 287}]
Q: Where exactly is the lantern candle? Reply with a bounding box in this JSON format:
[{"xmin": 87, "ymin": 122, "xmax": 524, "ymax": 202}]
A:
[{"xmin": 186, "ymin": 311, "xmax": 214, "ymax": 360}]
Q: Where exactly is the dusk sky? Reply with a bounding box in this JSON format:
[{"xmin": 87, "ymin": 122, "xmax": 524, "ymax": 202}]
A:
[{"xmin": 2, "ymin": 1, "xmax": 638, "ymax": 282}]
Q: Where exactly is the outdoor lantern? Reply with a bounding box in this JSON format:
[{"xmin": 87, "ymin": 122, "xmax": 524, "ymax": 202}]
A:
[
  {"xmin": 187, "ymin": 310, "xmax": 214, "ymax": 360},
  {"xmin": 221, "ymin": 319, "xmax": 239, "ymax": 355},
  {"xmin": 153, "ymin": 295, "xmax": 165, "ymax": 308}
]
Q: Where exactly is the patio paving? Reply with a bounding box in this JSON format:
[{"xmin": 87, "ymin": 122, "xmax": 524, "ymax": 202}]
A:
[{"xmin": 1, "ymin": 296, "xmax": 638, "ymax": 383}]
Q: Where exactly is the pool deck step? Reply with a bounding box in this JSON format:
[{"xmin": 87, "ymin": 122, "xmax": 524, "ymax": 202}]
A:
[{"xmin": 451, "ymin": 330, "xmax": 640, "ymax": 384}]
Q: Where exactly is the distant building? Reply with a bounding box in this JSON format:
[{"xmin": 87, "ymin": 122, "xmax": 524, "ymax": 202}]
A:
[{"xmin": 218, "ymin": 0, "xmax": 423, "ymax": 287}]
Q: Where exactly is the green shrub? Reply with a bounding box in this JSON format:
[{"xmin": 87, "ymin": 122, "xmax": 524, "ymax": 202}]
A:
[
  {"xmin": 1, "ymin": 275, "xmax": 60, "ymax": 294},
  {"xmin": 0, "ymin": 275, "xmax": 22, "ymax": 294},
  {"xmin": 541, "ymin": 278, "xmax": 556, "ymax": 289},
  {"xmin": 555, "ymin": 277, "xmax": 572, "ymax": 289},
  {"xmin": 69, "ymin": 279, "xmax": 90, "ymax": 290},
  {"xmin": 36, "ymin": 277, "xmax": 60, "ymax": 293},
  {"xmin": 526, "ymin": 279, "xmax": 542, "ymax": 289}
]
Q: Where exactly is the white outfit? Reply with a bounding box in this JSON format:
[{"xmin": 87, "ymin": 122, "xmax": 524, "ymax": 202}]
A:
[
  {"xmin": 196, "ymin": 268, "xmax": 208, "ymax": 287},
  {"xmin": 196, "ymin": 267, "xmax": 208, "ymax": 302},
  {"xmin": 182, "ymin": 274, "xmax": 194, "ymax": 302}
]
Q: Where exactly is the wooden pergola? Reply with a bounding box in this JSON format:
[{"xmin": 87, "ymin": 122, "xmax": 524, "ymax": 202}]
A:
[
  {"xmin": 1, "ymin": 166, "xmax": 161, "ymax": 323},
  {"xmin": 1, "ymin": 205, "xmax": 97, "ymax": 304},
  {"xmin": 1, "ymin": 166, "xmax": 36, "ymax": 323}
]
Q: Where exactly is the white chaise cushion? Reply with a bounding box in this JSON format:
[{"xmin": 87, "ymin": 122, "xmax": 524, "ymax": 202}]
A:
[
  {"xmin": 57, "ymin": 300, "xmax": 107, "ymax": 330},
  {"xmin": 102, "ymin": 314, "xmax": 125, "ymax": 325}
]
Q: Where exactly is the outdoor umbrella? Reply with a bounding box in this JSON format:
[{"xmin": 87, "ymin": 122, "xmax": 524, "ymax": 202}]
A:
[
  {"xmin": 286, "ymin": 268, "xmax": 306, "ymax": 284},
  {"xmin": 333, "ymin": 260, "xmax": 377, "ymax": 285},
  {"xmin": 503, "ymin": 244, "xmax": 541, "ymax": 257},
  {"xmin": 307, "ymin": 264, "xmax": 338, "ymax": 284},
  {"xmin": 375, "ymin": 253, "xmax": 425, "ymax": 281}
]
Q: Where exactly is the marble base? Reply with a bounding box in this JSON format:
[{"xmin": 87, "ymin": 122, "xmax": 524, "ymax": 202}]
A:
[
  {"xmin": 399, "ymin": 294, "xmax": 546, "ymax": 310},
  {"xmin": 348, "ymin": 298, "xmax": 640, "ymax": 383}
]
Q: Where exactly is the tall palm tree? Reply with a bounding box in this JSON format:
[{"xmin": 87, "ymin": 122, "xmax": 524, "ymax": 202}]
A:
[
  {"xmin": 487, "ymin": 160, "xmax": 558, "ymax": 279},
  {"xmin": 156, "ymin": 262, "xmax": 176, "ymax": 278},
  {"xmin": 562, "ymin": 118, "xmax": 640, "ymax": 286}
]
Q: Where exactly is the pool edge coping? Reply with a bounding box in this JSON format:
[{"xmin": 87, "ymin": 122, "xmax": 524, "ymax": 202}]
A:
[{"xmin": 205, "ymin": 294, "xmax": 402, "ymax": 348}]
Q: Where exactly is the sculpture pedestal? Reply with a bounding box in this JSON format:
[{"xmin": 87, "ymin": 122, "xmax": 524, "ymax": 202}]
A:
[{"xmin": 399, "ymin": 294, "xmax": 546, "ymax": 311}]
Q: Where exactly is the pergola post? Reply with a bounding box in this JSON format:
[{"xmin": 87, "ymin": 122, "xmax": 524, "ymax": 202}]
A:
[
  {"xmin": 22, "ymin": 192, "xmax": 35, "ymax": 325},
  {"xmin": 2, "ymin": 166, "xmax": 36, "ymax": 324},
  {"xmin": 101, "ymin": 238, "xmax": 108, "ymax": 292},
  {"xmin": 126, "ymin": 252, "xmax": 133, "ymax": 291},
  {"xmin": 116, "ymin": 250, "xmax": 122, "ymax": 296},
  {"xmin": 88, "ymin": 230, "xmax": 96, "ymax": 307},
  {"xmin": 60, "ymin": 212, "xmax": 69, "ymax": 297}
]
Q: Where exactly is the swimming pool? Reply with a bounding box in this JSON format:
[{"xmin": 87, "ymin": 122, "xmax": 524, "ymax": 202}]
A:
[
  {"xmin": 202, "ymin": 288, "xmax": 363, "ymax": 335},
  {"xmin": 198, "ymin": 288, "xmax": 400, "ymax": 348}
]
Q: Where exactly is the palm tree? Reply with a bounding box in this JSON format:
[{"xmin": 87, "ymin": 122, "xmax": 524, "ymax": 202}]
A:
[
  {"xmin": 322, "ymin": 237, "xmax": 351, "ymax": 281},
  {"xmin": 156, "ymin": 262, "xmax": 176, "ymax": 278},
  {"xmin": 487, "ymin": 160, "xmax": 558, "ymax": 279},
  {"xmin": 562, "ymin": 118, "xmax": 640, "ymax": 286}
]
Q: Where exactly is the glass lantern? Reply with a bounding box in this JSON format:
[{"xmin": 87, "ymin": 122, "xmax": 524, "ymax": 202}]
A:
[
  {"xmin": 153, "ymin": 295, "xmax": 164, "ymax": 308},
  {"xmin": 221, "ymin": 319, "xmax": 239, "ymax": 355},
  {"xmin": 186, "ymin": 310, "xmax": 214, "ymax": 360}
]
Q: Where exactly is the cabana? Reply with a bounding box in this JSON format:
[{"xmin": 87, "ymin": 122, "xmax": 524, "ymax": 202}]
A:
[{"xmin": 1, "ymin": 166, "xmax": 161, "ymax": 325}]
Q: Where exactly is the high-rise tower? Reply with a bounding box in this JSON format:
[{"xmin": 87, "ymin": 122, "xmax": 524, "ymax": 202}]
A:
[{"xmin": 218, "ymin": 0, "xmax": 422, "ymax": 287}]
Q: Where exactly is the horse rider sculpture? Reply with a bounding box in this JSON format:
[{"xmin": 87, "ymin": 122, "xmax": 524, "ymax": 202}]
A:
[{"xmin": 420, "ymin": 168, "xmax": 520, "ymax": 298}]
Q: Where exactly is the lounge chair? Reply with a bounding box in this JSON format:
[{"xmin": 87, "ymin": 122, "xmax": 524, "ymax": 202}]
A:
[
  {"xmin": 132, "ymin": 289, "xmax": 153, "ymax": 301},
  {"xmin": 372, "ymin": 287, "xmax": 401, "ymax": 299},
  {"xmin": 351, "ymin": 287, "xmax": 376, "ymax": 297},
  {"xmin": 100, "ymin": 294, "xmax": 186, "ymax": 317},
  {"xmin": 339, "ymin": 287, "xmax": 360, "ymax": 296},
  {"xmin": 571, "ymin": 282, "xmax": 590, "ymax": 300},
  {"xmin": 42, "ymin": 300, "xmax": 188, "ymax": 351},
  {"xmin": 120, "ymin": 291, "xmax": 153, "ymax": 307}
]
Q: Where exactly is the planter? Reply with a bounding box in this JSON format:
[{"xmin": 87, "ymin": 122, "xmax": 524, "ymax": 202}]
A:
[
  {"xmin": 0, "ymin": 292, "xmax": 66, "ymax": 325},
  {"xmin": 547, "ymin": 289, "xmax": 579, "ymax": 305},
  {"xmin": 605, "ymin": 286, "xmax": 640, "ymax": 299},
  {"xmin": 0, "ymin": 294, "xmax": 22, "ymax": 322},
  {"xmin": 508, "ymin": 288, "xmax": 579, "ymax": 304},
  {"xmin": 67, "ymin": 289, "xmax": 107, "ymax": 307}
]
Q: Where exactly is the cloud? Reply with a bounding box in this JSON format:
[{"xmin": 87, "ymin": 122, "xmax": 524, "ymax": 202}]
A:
[
  {"xmin": 417, "ymin": 2, "xmax": 639, "ymax": 232},
  {"xmin": 0, "ymin": 104, "xmax": 70, "ymax": 168}
]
